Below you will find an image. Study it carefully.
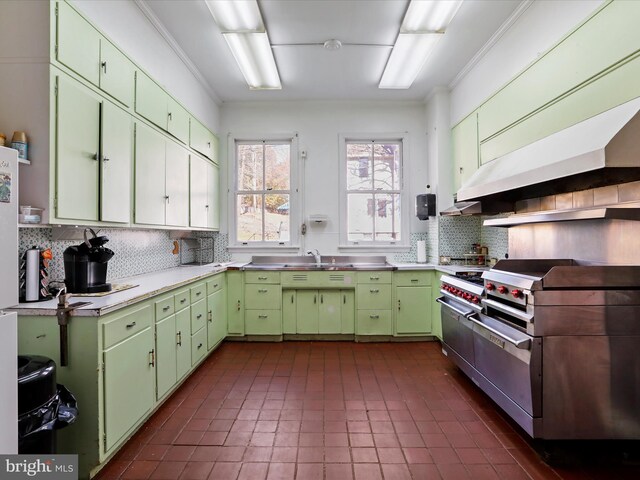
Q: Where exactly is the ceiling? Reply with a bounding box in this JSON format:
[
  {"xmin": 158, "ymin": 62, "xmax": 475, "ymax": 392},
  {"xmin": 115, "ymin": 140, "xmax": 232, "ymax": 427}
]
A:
[{"xmin": 142, "ymin": 0, "xmax": 524, "ymax": 103}]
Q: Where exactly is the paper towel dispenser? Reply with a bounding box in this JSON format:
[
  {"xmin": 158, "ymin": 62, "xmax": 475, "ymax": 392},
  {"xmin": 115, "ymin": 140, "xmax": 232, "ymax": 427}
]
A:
[{"xmin": 416, "ymin": 194, "xmax": 436, "ymax": 220}]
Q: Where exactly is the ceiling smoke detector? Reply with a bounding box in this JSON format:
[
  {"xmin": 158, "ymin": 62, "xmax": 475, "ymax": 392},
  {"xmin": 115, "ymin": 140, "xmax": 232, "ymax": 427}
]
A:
[{"xmin": 323, "ymin": 39, "xmax": 342, "ymax": 51}]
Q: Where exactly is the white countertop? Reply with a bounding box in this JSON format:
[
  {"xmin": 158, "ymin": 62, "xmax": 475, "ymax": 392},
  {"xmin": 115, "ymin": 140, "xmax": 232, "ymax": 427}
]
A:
[{"xmin": 12, "ymin": 262, "xmax": 240, "ymax": 317}]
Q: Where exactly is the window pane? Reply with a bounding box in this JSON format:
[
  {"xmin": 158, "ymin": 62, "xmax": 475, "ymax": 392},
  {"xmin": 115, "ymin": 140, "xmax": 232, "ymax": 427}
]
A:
[
  {"xmin": 373, "ymin": 143, "xmax": 400, "ymax": 190},
  {"xmin": 265, "ymin": 144, "xmax": 290, "ymax": 191},
  {"xmin": 237, "ymin": 194, "xmax": 263, "ymax": 242},
  {"xmin": 346, "ymin": 143, "xmax": 372, "ymax": 190},
  {"xmin": 237, "ymin": 144, "xmax": 263, "ymax": 190},
  {"xmin": 265, "ymin": 194, "xmax": 290, "ymax": 242},
  {"xmin": 374, "ymin": 193, "xmax": 401, "ymax": 241},
  {"xmin": 347, "ymin": 193, "xmax": 374, "ymax": 241}
]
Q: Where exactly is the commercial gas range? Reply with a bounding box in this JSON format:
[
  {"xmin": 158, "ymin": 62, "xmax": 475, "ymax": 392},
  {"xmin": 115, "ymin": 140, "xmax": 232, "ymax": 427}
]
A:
[{"xmin": 439, "ymin": 259, "xmax": 640, "ymax": 440}]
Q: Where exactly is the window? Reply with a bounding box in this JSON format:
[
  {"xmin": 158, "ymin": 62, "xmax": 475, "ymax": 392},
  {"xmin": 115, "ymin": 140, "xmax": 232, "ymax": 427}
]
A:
[
  {"xmin": 341, "ymin": 136, "xmax": 406, "ymax": 246},
  {"xmin": 232, "ymin": 138, "xmax": 298, "ymax": 246}
]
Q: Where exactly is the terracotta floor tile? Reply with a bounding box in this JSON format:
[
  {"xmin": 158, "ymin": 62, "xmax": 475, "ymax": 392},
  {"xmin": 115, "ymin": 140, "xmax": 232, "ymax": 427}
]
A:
[
  {"xmin": 431, "ymin": 447, "xmax": 462, "ymax": 465},
  {"xmin": 164, "ymin": 446, "xmax": 196, "ymax": 462},
  {"xmin": 243, "ymin": 446, "xmax": 273, "ymax": 462},
  {"xmin": 325, "ymin": 446, "xmax": 351, "ymax": 463},
  {"xmin": 266, "ymin": 462, "xmax": 295, "ymax": 480},
  {"xmin": 214, "ymin": 446, "xmax": 244, "ymax": 462},
  {"xmin": 325, "ymin": 464, "xmax": 354, "ymax": 480},
  {"xmin": 136, "ymin": 444, "xmax": 169, "ymax": 461},
  {"xmin": 207, "ymin": 462, "xmax": 240, "ymax": 480},
  {"xmin": 251, "ymin": 432, "xmax": 276, "ymax": 446},
  {"xmin": 200, "ymin": 432, "xmax": 227, "ymax": 446},
  {"xmin": 481, "ymin": 448, "xmax": 517, "ymax": 465},
  {"xmin": 353, "ymin": 463, "xmax": 382, "ymax": 480},
  {"xmin": 175, "ymin": 431, "xmax": 205, "ymax": 446},
  {"xmin": 178, "ymin": 461, "xmax": 214, "ymax": 480},
  {"xmin": 402, "ymin": 447, "xmax": 433, "ymax": 464},
  {"xmin": 408, "ymin": 464, "xmax": 443, "ymax": 480},
  {"xmin": 324, "ymin": 433, "xmax": 349, "ymax": 447},
  {"xmin": 373, "ymin": 433, "xmax": 400, "ymax": 448},
  {"xmin": 208, "ymin": 419, "xmax": 234, "ymax": 432},
  {"xmin": 295, "ymin": 463, "xmax": 323, "ymax": 480},
  {"xmin": 224, "ymin": 432, "xmax": 252, "ymax": 446},
  {"xmin": 231, "ymin": 420, "xmax": 256, "ymax": 432},
  {"xmin": 297, "ymin": 446, "xmax": 324, "ymax": 463},
  {"xmin": 95, "ymin": 460, "xmax": 131, "ymax": 479},
  {"xmin": 376, "ymin": 447, "xmax": 405, "ymax": 464},
  {"xmin": 436, "ymin": 463, "xmax": 472, "ymax": 480},
  {"xmin": 275, "ymin": 432, "xmax": 299, "ymax": 447},
  {"xmin": 271, "ymin": 446, "xmax": 298, "ymax": 463},
  {"xmin": 122, "ymin": 460, "xmax": 159, "ymax": 479},
  {"xmin": 299, "ymin": 432, "xmax": 323, "ymax": 447},
  {"xmin": 351, "ymin": 447, "xmax": 378, "ymax": 463},
  {"xmin": 349, "ymin": 433, "xmax": 374, "ymax": 447},
  {"xmin": 150, "ymin": 461, "xmax": 187, "ymax": 480},
  {"xmin": 381, "ymin": 463, "xmax": 412, "ymax": 480},
  {"xmin": 189, "ymin": 446, "xmax": 219, "ymax": 462},
  {"xmin": 237, "ymin": 462, "xmax": 268, "ymax": 480}
]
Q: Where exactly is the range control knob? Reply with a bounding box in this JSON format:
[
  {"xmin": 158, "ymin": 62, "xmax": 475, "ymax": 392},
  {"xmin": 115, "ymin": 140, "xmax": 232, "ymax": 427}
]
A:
[
  {"xmin": 486, "ymin": 282, "xmax": 495, "ymax": 291},
  {"xmin": 472, "ymin": 296, "xmax": 480, "ymax": 304},
  {"xmin": 511, "ymin": 289, "xmax": 523, "ymax": 299},
  {"xmin": 497, "ymin": 285, "xmax": 508, "ymax": 294}
]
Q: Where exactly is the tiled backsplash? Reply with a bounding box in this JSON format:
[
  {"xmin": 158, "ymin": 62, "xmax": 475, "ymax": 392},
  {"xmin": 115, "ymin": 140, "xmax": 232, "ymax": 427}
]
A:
[
  {"xmin": 19, "ymin": 228, "xmax": 226, "ymax": 282},
  {"xmin": 392, "ymin": 231, "xmax": 431, "ymax": 263},
  {"xmin": 481, "ymin": 214, "xmax": 509, "ymax": 260},
  {"xmin": 438, "ymin": 215, "xmax": 509, "ymax": 264}
]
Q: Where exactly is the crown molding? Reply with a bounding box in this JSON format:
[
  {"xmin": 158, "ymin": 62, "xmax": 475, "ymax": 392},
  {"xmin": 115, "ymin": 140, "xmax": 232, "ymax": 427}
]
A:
[
  {"xmin": 134, "ymin": 0, "xmax": 221, "ymax": 106},
  {"xmin": 449, "ymin": 0, "xmax": 534, "ymax": 90}
]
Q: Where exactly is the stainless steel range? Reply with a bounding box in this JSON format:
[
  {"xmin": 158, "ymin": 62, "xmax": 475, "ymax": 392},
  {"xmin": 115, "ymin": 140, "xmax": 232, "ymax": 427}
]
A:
[{"xmin": 439, "ymin": 259, "xmax": 640, "ymax": 440}]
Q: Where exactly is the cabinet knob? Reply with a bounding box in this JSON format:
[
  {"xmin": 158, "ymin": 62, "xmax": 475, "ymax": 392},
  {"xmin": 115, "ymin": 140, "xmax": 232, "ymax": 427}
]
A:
[
  {"xmin": 180, "ymin": 298, "xmax": 187, "ymax": 304},
  {"xmin": 258, "ymin": 314, "xmax": 268, "ymax": 319},
  {"xmin": 125, "ymin": 321, "xmax": 136, "ymax": 329},
  {"xmin": 369, "ymin": 314, "xmax": 379, "ymax": 319},
  {"xmin": 162, "ymin": 305, "xmax": 170, "ymax": 312},
  {"xmin": 370, "ymin": 289, "xmax": 379, "ymax": 293},
  {"xmin": 103, "ymin": 156, "xmax": 110, "ymax": 162},
  {"xmin": 101, "ymin": 61, "xmax": 107, "ymax": 74}
]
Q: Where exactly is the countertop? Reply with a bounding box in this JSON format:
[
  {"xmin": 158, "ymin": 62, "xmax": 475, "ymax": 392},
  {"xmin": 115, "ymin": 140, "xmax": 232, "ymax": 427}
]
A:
[{"xmin": 11, "ymin": 261, "xmax": 487, "ymax": 317}]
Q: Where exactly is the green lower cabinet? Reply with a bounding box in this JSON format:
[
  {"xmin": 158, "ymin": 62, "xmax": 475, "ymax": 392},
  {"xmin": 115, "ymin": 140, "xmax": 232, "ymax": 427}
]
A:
[
  {"xmin": 296, "ymin": 290, "xmax": 320, "ymax": 333},
  {"xmin": 341, "ymin": 290, "xmax": 355, "ymax": 334},
  {"xmin": 103, "ymin": 325, "xmax": 154, "ymax": 452},
  {"xmin": 245, "ymin": 310, "xmax": 282, "ymax": 335},
  {"xmin": 155, "ymin": 315, "xmax": 177, "ymax": 400},
  {"xmin": 191, "ymin": 298, "xmax": 207, "ymax": 333},
  {"xmin": 191, "ymin": 327, "xmax": 207, "ymax": 365},
  {"xmin": 245, "ymin": 284, "xmax": 282, "ymax": 310},
  {"xmin": 319, "ymin": 291, "xmax": 341, "ymax": 334},
  {"xmin": 207, "ymin": 289, "xmax": 227, "ymax": 349},
  {"xmin": 395, "ymin": 286, "xmax": 432, "ymax": 335},
  {"xmin": 282, "ymin": 290, "xmax": 297, "ymax": 334},
  {"xmin": 356, "ymin": 310, "xmax": 392, "ymax": 335},
  {"xmin": 227, "ymin": 271, "xmax": 245, "ymax": 335},
  {"xmin": 176, "ymin": 308, "xmax": 191, "ymax": 379}
]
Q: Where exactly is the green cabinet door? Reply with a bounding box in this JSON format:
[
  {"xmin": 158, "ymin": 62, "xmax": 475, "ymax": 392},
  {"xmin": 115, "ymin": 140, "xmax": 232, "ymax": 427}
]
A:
[
  {"xmin": 341, "ymin": 290, "xmax": 355, "ymax": 334},
  {"xmin": 395, "ymin": 286, "xmax": 432, "ymax": 334},
  {"xmin": 189, "ymin": 156, "xmax": 208, "ymax": 228},
  {"xmin": 155, "ymin": 315, "xmax": 177, "ymax": 400},
  {"xmin": 103, "ymin": 326, "xmax": 154, "ymax": 451},
  {"xmin": 207, "ymin": 289, "xmax": 227, "ymax": 349},
  {"xmin": 57, "ymin": 1, "xmax": 100, "ymax": 86},
  {"xmin": 282, "ymin": 290, "xmax": 297, "ymax": 334},
  {"xmin": 99, "ymin": 39, "xmax": 135, "ymax": 107},
  {"xmin": 189, "ymin": 119, "xmax": 209, "ymax": 158},
  {"xmin": 207, "ymin": 161, "xmax": 220, "ymax": 229},
  {"xmin": 319, "ymin": 291, "xmax": 341, "ymax": 334},
  {"xmin": 56, "ymin": 75, "xmax": 100, "ymax": 221},
  {"xmin": 134, "ymin": 123, "xmax": 166, "ymax": 225},
  {"xmin": 227, "ymin": 271, "xmax": 245, "ymax": 335},
  {"xmin": 167, "ymin": 97, "xmax": 190, "ymax": 144},
  {"xmin": 165, "ymin": 141, "xmax": 189, "ymax": 227},
  {"xmin": 296, "ymin": 290, "xmax": 319, "ymax": 334},
  {"xmin": 101, "ymin": 101, "xmax": 132, "ymax": 223},
  {"xmin": 451, "ymin": 113, "xmax": 479, "ymax": 191},
  {"xmin": 175, "ymin": 308, "xmax": 191, "ymax": 380},
  {"xmin": 135, "ymin": 71, "xmax": 168, "ymax": 130}
]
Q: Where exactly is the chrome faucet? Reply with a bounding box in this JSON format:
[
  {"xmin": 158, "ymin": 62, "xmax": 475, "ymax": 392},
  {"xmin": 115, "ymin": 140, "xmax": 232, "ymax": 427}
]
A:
[{"xmin": 306, "ymin": 249, "xmax": 321, "ymax": 264}]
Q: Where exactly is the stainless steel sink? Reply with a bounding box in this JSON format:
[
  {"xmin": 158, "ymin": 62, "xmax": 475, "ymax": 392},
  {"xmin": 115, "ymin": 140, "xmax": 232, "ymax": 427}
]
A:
[{"xmin": 242, "ymin": 255, "xmax": 393, "ymax": 271}]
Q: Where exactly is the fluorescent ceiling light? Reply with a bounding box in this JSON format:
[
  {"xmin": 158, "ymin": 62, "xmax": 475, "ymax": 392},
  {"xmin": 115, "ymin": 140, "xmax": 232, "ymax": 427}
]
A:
[
  {"xmin": 205, "ymin": 0, "xmax": 264, "ymax": 32},
  {"xmin": 402, "ymin": 0, "xmax": 463, "ymax": 32},
  {"xmin": 379, "ymin": 33, "xmax": 442, "ymax": 89},
  {"xmin": 379, "ymin": 0, "xmax": 463, "ymax": 89},
  {"xmin": 223, "ymin": 32, "xmax": 281, "ymax": 89},
  {"xmin": 207, "ymin": 0, "xmax": 281, "ymax": 90}
]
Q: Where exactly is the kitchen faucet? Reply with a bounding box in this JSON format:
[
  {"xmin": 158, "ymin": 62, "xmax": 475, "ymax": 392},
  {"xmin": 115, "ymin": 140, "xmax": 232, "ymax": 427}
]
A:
[{"xmin": 306, "ymin": 249, "xmax": 321, "ymax": 264}]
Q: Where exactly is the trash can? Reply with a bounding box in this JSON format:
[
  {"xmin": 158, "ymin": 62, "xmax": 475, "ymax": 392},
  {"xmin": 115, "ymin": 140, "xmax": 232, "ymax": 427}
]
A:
[{"xmin": 17, "ymin": 355, "xmax": 79, "ymax": 454}]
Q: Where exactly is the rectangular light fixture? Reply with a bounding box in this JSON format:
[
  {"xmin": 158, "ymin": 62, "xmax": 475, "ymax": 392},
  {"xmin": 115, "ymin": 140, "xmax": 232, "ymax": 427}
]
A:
[
  {"xmin": 379, "ymin": 33, "xmax": 442, "ymax": 89},
  {"xmin": 379, "ymin": 0, "xmax": 462, "ymax": 89},
  {"xmin": 206, "ymin": 0, "xmax": 281, "ymax": 90}
]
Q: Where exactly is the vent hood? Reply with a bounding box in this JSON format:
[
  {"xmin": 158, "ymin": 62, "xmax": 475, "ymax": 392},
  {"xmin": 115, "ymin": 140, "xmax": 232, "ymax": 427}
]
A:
[
  {"xmin": 440, "ymin": 201, "xmax": 482, "ymax": 216},
  {"xmin": 458, "ymin": 96, "xmax": 640, "ymax": 204}
]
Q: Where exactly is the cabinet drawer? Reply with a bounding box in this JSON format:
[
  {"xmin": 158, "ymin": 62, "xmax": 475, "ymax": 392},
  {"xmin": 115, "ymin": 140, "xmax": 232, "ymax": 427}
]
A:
[
  {"xmin": 356, "ymin": 271, "xmax": 392, "ymax": 284},
  {"xmin": 155, "ymin": 296, "xmax": 175, "ymax": 321},
  {"xmin": 394, "ymin": 271, "xmax": 432, "ymax": 287},
  {"xmin": 103, "ymin": 304, "xmax": 153, "ymax": 349},
  {"xmin": 190, "ymin": 282, "xmax": 206, "ymax": 303},
  {"xmin": 190, "ymin": 299, "xmax": 207, "ymax": 333},
  {"xmin": 245, "ymin": 271, "xmax": 281, "ymax": 284},
  {"xmin": 245, "ymin": 310, "xmax": 282, "ymax": 335},
  {"xmin": 357, "ymin": 310, "xmax": 392, "ymax": 335},
  {"xmin": 357, "ymin": 284, "xmax": 392, "ymax": 310},
  {"xmin": 245, "ymin": 284, "xmax": 282, "ymax": 310},
  {"xmin": 191, "ymin": 327, "xmax": 207, "ymax": 366},
  {"xmin": 174, "ymin": 289, "xmax": 190, "ymax": 310},
  {"xmin": 207, "ymin": 274, "xmax": 225, "ymax": 295}
]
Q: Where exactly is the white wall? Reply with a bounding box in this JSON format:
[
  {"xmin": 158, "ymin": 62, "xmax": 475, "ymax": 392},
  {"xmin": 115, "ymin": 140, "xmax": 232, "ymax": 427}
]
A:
[
  {"xmin": 72, "ymin": 0, "xmax": 220, "ymax": 132},
  {"xmin": 450, "ymin": 0, "xmax": 604, "ymax": 126},
  {"xmin": 221, "ymin": 101, "xmax": 428, "ymax": 260}
]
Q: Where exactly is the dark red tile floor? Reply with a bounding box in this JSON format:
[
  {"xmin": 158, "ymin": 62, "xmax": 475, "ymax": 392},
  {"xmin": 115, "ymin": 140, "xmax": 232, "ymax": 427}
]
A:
[{"xmin": 95, "ymin": 342, "xmax": 640, "ymax": 479}]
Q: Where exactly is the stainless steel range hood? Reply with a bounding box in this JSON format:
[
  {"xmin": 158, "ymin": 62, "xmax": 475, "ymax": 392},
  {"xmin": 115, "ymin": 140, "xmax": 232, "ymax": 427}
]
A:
[
  {"xmin": 440, "ymin": 201, "xmax": 482, "ymax": 216},
  {"xmin": 458, "ymin": 97, "xmax": 640, "ymax": 204}
]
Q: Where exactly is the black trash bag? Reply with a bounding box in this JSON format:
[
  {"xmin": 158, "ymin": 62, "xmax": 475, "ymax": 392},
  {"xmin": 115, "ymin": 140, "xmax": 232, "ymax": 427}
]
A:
[{"xmin": 18, "ymin": 384, "xmax": 79, "ymax": 438}]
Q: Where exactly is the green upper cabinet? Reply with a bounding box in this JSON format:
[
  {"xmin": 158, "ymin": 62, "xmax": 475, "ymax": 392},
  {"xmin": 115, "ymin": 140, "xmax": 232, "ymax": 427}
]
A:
[
  {"xmin": 99, "ymin": 39, "xmax": 135, "ymax": 107},
  {"xmin": 56, "ymin": 0, "xmax": 101, "ymax": 86},
  {"xmin": 101, "ymin": 102, "xmax": 132, "ymax": 223},
  {"xmin": 164, "ymin": 141, "xmax": 190, "ymax": 227},
  {"xmin": 190, "ymin": 119, "xmax": 217, "ymax": 162},
  {"xmin": 207, "ymin": 160, "xmax": 220, "ymax": 229},
  {"xmin": 135, "ymin": 71, "xmax": 190, "ymax": 144},
  {"xmin": 134, "ymin": 123, "xmax": 166, "ymax": 225},
  {"xmin": 451, "ymin": 113, "xmax": 479, "ymax": 191},
  {"xmin": 190, "ymin": 156, "xmax": 219, "ymax": 229},
  {"xmin": 56, "ymin": 75, "xmax": 100, "ymax": 221}
]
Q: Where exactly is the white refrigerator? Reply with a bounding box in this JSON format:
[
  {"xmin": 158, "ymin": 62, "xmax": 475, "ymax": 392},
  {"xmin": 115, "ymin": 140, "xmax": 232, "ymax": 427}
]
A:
[{"xmin": 0, "ymin": 146, "xmax": 18, "ymax": 453}]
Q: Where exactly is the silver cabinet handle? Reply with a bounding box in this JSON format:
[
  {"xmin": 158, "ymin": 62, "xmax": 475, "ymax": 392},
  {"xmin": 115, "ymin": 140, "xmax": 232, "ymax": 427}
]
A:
[
  {"xmin": 369, "ymin": 314, "xmax": 379, "ymax": 319},
  {"xmin": 149, "ymin": 349, "xmax": 155, "ymax": 367},
  {"xmin": 258, "ymin": 289, "xmax": 268, "ymax": 293},
  {"xmin": 369, "ymin": 289, "xmax": 379, "ymax": 293},
  {"xmin": 258, "ymin": 276, "xmax": 268, "ymax": 280},
  {"xmin": 411, "ymin": 279, "xmax": 418, "ymax": 283},
  {"xmin": 208, "ymin": 310, "xmax": 212, "ymax": 322},
  {"xmin": 481, "ymin": 298, "xmax": 533, "ymax": 323},
  {"xmin": 370, "ymin": 276, "xmax": 379, "ymax": 280},
  {"xmin": 176, "ymin": 331, "xmax": 182, "ymax": 346},
  {"xmin": 467, "ymin": 314, "xmax": 531, "ymax": 350},
  {"xmin": 398, "ymin": 300, "xmax": 401, "ymax": 311},
  {"xmin": 258, "ymin": 314, "xmax": 268, "ymax": 319},
  {"xmin": 101, "ymin": 61, "xmax": 107, "ymax": 74}
]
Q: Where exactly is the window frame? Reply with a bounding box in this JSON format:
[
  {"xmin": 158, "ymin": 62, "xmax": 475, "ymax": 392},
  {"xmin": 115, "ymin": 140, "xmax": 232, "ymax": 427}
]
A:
[
  {"xmin": 338, "ymin": 133, "xmax": 410, "ymax": 250},
  {"xmin": 228, "ymin": 133, "xmax": 300, "ymax": 250}
]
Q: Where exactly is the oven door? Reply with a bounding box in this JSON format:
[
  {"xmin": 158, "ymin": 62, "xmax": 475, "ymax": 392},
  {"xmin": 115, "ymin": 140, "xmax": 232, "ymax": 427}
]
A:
[
  {"xmin": 468, "ymin": 312, "xmax": 542, "ymax": 417},
  {"xmin": 437, "ymin": 296, "xmax": 475, "ymax": 366}
]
